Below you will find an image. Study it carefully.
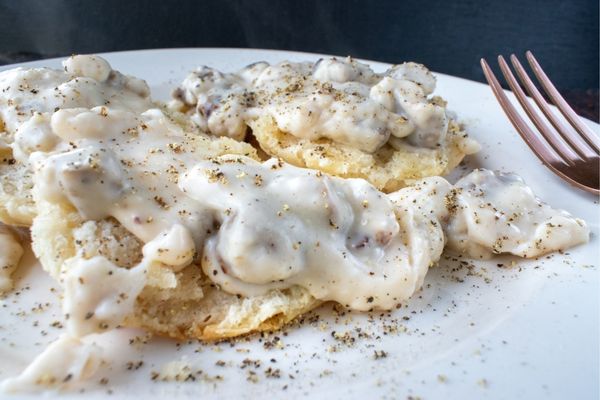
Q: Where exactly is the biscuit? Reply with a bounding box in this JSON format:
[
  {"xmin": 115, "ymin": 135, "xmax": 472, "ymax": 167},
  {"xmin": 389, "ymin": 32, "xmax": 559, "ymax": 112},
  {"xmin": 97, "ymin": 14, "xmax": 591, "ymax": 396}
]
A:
[
  {"xmin": 172, "ymin": 59, "xmax": 481, "ymax": 191},
  {"xmin": 31, "ymin": 201, "xmax": 320, "ymax": 341},
  {"xmin": 0, "ymin": 142, "xmax": 36, "ymax": 226},
  {"xmin": 250, "ymin": 115, "xmax": 477, "ymax": 192}
]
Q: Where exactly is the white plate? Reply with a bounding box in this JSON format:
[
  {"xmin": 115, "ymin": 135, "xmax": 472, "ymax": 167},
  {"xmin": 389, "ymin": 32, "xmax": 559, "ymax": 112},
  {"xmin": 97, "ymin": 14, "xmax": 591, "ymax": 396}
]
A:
[{"xmin": 0, "ymin": 48, "xmax": 598, "ymax": 400}]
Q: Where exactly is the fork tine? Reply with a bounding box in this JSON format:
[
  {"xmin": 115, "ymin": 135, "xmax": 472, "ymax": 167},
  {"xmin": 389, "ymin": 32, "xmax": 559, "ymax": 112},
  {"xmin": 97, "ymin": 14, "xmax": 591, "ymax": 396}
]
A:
[
  {"xmin": 480, "ymin": 58, "xmax": 567, "ymax": 167},
  {"xmin": 526, "ymin": 51, "xmax": 600, "ymax": 153},
  {"xmin": 509, "ymin": 54, "xmax": 596, "ymax": 160},
  {"xmin": 497, "ymin": 55, "xmax": 579, "ymax": 164}
]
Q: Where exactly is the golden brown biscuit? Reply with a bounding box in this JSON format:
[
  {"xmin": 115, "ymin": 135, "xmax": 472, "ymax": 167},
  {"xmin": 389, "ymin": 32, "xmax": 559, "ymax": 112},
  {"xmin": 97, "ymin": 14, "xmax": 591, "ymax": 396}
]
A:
[{"xmin": 250, "ymin": 115, "xmax": 476, "ymax": 192}]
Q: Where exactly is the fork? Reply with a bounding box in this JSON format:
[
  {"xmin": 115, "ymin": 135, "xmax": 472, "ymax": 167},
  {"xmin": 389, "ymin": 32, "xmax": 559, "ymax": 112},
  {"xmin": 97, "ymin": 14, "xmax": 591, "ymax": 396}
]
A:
[{"xmin": 480, "ymin": 51, "xmax": 599, "ymax": 195}]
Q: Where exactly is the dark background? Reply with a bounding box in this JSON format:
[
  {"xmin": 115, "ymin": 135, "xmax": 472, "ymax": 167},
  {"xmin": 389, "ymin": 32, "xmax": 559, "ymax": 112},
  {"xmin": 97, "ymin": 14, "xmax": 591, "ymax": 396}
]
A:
[{"xmin": 1, "ymin": 0, "xmax": 597, "ymax": 119}]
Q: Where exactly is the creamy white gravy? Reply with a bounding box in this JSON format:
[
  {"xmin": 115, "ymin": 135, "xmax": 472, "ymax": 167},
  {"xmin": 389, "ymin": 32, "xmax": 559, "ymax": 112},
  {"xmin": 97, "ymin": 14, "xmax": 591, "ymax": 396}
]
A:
[
  {"xmin": 172, "ymin": 57, "xmax": 453, "ymax": 152},
  {"xmin": 0, "ymin": 54, "xmax": 152, "ymax": 162},
  {"xmin": 390, "ymin": 170, "xmax": 589, "ymax": 259},
  {"xmin": 182, "ymin": 155, "xmax": 444, "ymax": 310},
  {"xmin": 0, "ymin": 335, "xmax": 102, "ymax": 392}
]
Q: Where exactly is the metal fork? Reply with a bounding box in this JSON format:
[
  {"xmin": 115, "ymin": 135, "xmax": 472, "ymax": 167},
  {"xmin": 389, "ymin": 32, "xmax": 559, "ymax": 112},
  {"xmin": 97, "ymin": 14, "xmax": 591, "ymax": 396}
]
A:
[{"xmin": 480, "ymin": 51, "xmax": 599, "ymax": 195}]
